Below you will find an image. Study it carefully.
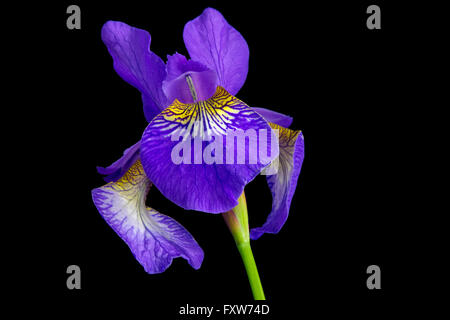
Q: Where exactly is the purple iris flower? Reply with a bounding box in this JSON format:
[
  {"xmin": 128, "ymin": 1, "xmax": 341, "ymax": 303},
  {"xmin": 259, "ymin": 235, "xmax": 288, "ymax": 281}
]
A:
[{"xmin": 92, "ymin": 8, "xmax": 304, "ymax": 274}]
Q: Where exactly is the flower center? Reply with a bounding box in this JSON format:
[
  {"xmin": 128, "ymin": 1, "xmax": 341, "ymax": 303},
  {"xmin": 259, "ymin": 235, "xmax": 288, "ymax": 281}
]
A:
[
  {"xmin": 185, "ymin": 74, "xmax": 198, "ymax": 103},
  {"xmin": 162, "ymin": 68, "xmax": 219, "ymax": 105}
]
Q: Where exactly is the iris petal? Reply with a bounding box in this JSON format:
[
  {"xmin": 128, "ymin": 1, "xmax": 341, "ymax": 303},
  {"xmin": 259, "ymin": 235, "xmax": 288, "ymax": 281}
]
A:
[
  {"xmin": 92, "ymin": 160, "xmax": 204, "ymax": 273},
  {"xmin": 250, "ymin": 123, "xmax": 304, "ymax": 240},
  {"xmin": 101, "ymin": 21, "xmax": 168, "ymax": 121},
  {"xmin": 252, "ymin": 107, "xmax": 293, "ymax": 128},
  {"xmin": 183, "ymin": 8, "xmax": 249, "ymax": 95},
  {"xmin": 97, "ymin": 141, "xmax": 140, "ymax": 182},
  {"xmin": 140, "ymin": 86, "xmax": 278, "ymax": 213}
]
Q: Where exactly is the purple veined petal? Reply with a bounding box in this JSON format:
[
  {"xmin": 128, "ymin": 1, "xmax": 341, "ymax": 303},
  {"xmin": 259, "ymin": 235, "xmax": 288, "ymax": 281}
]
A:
[
  {"xmin": 183, "ymin": 8, "xmax": 249, "ymax": 96},
  {"xmin": 140, "ymin": 86, "xmax": 279, "ymax": 213},
  {"xmin": 92, "ymin": 160, "xmax": 204, "ymax": 274},
  {"xmin": 252, "ymin": 107, "xmax": 293, "ymax": 128},
  {"xmin": 250, "ymin": 123, "xmax": 304, "ymax": 240},
  {"xmin": 97, "ymin": 141, "xmax": 141, "ymax": 182},
  {"xmin": 101, "ymin": 21, "xmax": 168, "ymax": 122}
]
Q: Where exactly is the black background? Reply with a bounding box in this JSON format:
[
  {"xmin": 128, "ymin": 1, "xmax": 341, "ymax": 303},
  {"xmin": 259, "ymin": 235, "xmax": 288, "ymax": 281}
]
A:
[{"xmin": 13, "ymin": 0, "xmax": 441, "ymax": 317}]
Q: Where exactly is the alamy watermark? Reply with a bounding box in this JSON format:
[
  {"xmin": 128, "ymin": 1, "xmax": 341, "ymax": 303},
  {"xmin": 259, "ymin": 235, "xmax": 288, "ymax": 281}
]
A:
[{"xmin": 168, "ymin": 128, "xmax": 280, "ymax": 175}]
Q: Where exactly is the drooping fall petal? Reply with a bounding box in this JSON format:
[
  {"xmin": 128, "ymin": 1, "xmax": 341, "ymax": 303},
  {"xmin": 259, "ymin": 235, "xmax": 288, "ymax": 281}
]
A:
[
  {"xmin": 101, "ymin": 21, "xmax": 168, "ymax": 121},
  {"xmin": 92, "ymin": 160, "xmax": 204, "ymax": 273},
  {"xmin": 250, "ymin": 123, "xmax": 304, "ymax": 240},
  {"xmin": 140, "ymin": 86, "xmax": 278, "ymax": 213},
  {"xmin": 183, "ymin": 8, "xmax": 249, "ymax": 96}
]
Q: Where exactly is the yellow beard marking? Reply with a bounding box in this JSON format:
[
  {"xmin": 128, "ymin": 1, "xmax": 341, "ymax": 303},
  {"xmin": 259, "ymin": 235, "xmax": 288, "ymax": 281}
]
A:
[
  {"xmin": 267, "ymin": 122, "xmax": 302, "ymax": 185},
  {"xmin": 159, "ymin": 86, "xmax": 241, "ymax": 139},
  {"xmin": 106, "ymin": 160, "xmax": 148, "ymax": 195}
]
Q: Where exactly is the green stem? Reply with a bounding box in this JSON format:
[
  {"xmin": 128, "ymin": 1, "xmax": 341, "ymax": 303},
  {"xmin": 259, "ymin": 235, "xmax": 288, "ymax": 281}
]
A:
[
  {"xmin": 237, "ymin": 242, "xmax": 265, "ymax": 300},
  {"xmin": 222, "ymin": 192, "xmax": 265, "ymax": 300}
]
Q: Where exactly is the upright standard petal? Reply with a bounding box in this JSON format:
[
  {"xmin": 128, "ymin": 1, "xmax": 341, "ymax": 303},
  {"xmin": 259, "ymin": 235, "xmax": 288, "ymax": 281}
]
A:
[
  {"xmin": 97, "ymin": 141, "xmax": 141, "ymax": 182},
  {"xmin": 183, "ymin": 8, "xmax": 249, "ymax": 95},
  {"xmin": 252, "ymin": 107, "xmax": 293, "ymax": 128},
  {"xmin": 101, "ymin": 21, "xmax": 168, "ymax": 121},
  {"xmin": 250, "ymin": 123, "xmax": 304, "ymax": 240},
  {"xmin": 140, "ymin": 87, "xmax": 278, "ymax": 213},
  {"xmin": 92, "ymin": 160, "xmax": 204, "ymax": 273}
]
